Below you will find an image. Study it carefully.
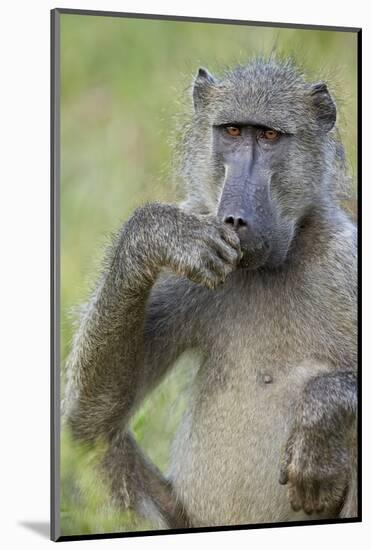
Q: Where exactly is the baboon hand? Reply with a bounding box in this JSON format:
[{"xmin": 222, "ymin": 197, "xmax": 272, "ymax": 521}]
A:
[
  {"xmin": 121, "ymin": 204, "xmax": 241, "ymax": 289},
  {"xmin": 162, "ymin": 208, "xmax": 242, "ymax": 289},
  {"xmin": 279, "ymin": 423, "xmax": 350, "ymax": 515}
]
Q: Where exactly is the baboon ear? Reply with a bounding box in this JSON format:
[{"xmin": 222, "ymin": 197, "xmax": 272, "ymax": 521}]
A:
[
  {"xmin": 193, "ymin": 68, "xmax": 217, "ymax": 112},
  {"xmin": 309, "ymin": 82, "xmax": 336, "ymax": 133}
]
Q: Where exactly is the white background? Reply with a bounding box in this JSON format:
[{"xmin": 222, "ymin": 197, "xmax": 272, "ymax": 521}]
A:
[{"xmin": 0, "ymin": 0, "xmax": 369, "ymax": 548}]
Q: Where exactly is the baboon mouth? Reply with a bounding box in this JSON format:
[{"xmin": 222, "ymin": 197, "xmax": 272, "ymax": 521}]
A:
[
  {"xmin": 239, "ymin": 243, "xmax": 289, "ymax": 270},
  {"xmin": 238, "ymin": 248, "xmax": 270, "ymax": 270}
]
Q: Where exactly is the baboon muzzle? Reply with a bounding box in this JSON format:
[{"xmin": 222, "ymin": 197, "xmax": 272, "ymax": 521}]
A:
[{"xmin": 217, "ymin": 157, "xmax": 276, "ymax": 268}]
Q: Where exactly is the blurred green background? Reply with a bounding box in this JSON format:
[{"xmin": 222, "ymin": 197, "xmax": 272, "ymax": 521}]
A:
[{"xmin": 60, "ymin": 12, "xmax": 358, "ymax": 537}]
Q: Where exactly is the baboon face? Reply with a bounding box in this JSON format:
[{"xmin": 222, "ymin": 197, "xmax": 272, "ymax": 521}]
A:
[{"xmin": 192, "ymin": 61, "xmax": 336, "ymax": 269}]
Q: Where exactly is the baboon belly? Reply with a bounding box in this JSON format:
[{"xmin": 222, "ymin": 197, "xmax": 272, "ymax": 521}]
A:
[{"xmin": 169, "ymin": 358, "xmax": 333, "ymax": 526}]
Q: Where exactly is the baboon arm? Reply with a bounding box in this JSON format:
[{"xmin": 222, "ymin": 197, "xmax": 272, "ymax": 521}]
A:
[
  {"xmin": 308, "ymin": 370, "xmax": 358, "ymax": 518},
  {"xmin": 62, "ymin": 203, "xmax": 237, "ymax": 527},
  {"xmin": 280, "ymin": 370, "xmax": 358, "ymax": 516},
  {"xmin": 313, "ymin": 369, "xmax": 358, "ymax": 519},
  {"xmin": 303, "ymin": 369, "xmax": 357, "ymax": 423},
  {"xmin": 63, "ymin": 253, "xmax": 194, "ymax": 527},
  {"xmin": 63, "ymin": 203, "xmax": 236, "ymax": 442},
  {"xmin": 63, "ymin": 266, "xmax": 193, "ymax": 443}
]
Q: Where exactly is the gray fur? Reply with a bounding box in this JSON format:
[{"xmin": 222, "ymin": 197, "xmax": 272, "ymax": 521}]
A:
[{"xmin": 63, "ymin": 58, "xmax": 358, "ymax": 528}]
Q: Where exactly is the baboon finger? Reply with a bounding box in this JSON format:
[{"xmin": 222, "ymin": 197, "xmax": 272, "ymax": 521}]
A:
[
  {"xmin": 212, "ymin": 238, "xmax": 241, "ymax": 265},
  {"xmin": 288, "ymin": 485, "xmax": 302, "ymax": 512},
  {"xmin": 317, "ymin": 479, "xmax": 348, "ymax": 513},
  {"xmin": 313, "ymin": 499, "xmax": 325, "ymax": 513},
  {"xmin": 300, "ymin": 485, "xmax": 318, "ymax": 515},
  {"xmin": 205, "ymin": 254, "xmax": 229, "ymax": 279},
  {"xmin": 305, "ymin": 480, "xmax": 321, "ymax": 513},
  {"xmin": 218, "ymin": 225, "xmax": 241, "ymax": 251}
]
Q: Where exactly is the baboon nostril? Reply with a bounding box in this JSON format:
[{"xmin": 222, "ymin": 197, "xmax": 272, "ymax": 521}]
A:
[
  {"xmin": 224, "ymin": 215, "xmax": 235, "ymax": 226},
  {"xmin": 223, "ymin": 215, "xmax": 248, "ymax": 229}
]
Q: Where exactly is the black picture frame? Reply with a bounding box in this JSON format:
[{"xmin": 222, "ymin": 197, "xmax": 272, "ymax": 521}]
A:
[{"xmin": 51, "ymin": 8, "xmax": 362, "ymax": 542}]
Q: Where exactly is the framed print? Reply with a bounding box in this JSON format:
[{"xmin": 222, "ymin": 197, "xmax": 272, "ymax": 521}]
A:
[{"xmin": 51, "ymin": 8, "xmax": 361, "ymax": 542}]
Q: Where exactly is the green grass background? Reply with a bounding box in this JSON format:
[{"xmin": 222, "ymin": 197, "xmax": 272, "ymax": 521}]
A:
[{"xmin": 60, "ymin": 13, "xmax": 358, "ymax": 536}]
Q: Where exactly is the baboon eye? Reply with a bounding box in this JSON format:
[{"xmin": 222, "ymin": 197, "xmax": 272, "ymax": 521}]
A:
[
  {"xmin": 225, "ymin": 126, "xmax": 241, "ymax": 137},
  {"xmin": 261, "ymin": 129, "xmax": 280, "ymax": 141}
]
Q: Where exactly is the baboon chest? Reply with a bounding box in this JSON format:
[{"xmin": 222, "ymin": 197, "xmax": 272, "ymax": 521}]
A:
[
  {"xmin": 170, "ymin": 275, "xmax": 334, "ymax": 524},
  {"xmin": 196, "ymin": 273, "xmax": 324, "ymax": 387}
]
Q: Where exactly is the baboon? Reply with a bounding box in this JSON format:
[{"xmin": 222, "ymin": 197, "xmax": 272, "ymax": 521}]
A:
[{"xmin": 63, "ymin": 58, "xmax": 358, "ymax": 529}]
